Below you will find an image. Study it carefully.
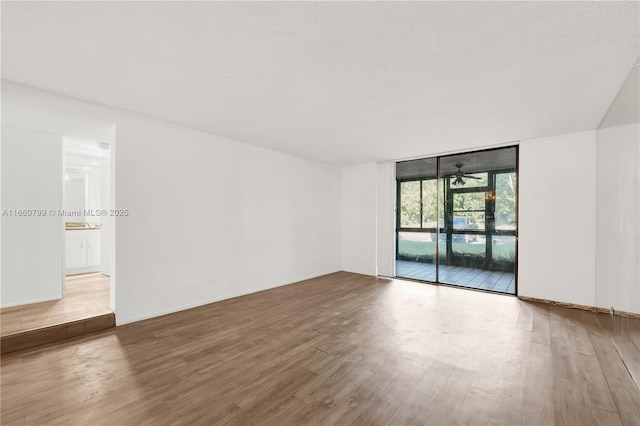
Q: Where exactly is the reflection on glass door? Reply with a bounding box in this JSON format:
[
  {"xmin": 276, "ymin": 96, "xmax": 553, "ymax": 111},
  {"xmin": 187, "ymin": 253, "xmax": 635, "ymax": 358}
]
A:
[
  {"xmin": 396, "ymin": 158, "xmax": 440, "ymax": 281},
  {"xmin": 395, "ymin": 147, "xmax": 517, "ymax": 295}
]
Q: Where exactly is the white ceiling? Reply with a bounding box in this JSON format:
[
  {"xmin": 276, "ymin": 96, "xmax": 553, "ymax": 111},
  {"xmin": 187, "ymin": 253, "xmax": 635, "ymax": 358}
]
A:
[
  {"xmin": 2, "ymin": 1, "xmax": 638, "ymax": 166},
  {"xmin": 599, "ymin": 64, "xmax": 640, "ymax": 129}
]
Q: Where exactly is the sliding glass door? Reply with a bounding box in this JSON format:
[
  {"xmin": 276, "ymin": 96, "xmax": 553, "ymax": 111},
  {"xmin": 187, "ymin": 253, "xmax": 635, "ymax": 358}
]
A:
[
  {"xmin": 396, "ymin": 158, "xmax": 441, "ymax": 281},
  {"xmin": 396, "ymin": 147, "xmax": 518, "ymax": 294}
]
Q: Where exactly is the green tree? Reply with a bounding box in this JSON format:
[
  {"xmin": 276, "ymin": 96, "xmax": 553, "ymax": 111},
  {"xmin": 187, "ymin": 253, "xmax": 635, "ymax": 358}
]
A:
[
  {"xmin": 421, "ymin": 179, "xmax": 440, "ymax": 226},
  {"xmin": 495, "ymin": 172, "xmax": 516, "ymax": 228},
  {"xmin": 400, "ymin": 179, "xmax": 442, "ymax": 228},
  {"xmin": 400, "ymin": 181, "xmax": 421, "ymax": 227}
]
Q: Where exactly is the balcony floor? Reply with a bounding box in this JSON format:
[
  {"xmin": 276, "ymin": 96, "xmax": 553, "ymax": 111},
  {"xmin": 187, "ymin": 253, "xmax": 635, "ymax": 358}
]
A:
[{"xmin": 396, "ymin": 260, "xmax": 516, "ymax": 294}]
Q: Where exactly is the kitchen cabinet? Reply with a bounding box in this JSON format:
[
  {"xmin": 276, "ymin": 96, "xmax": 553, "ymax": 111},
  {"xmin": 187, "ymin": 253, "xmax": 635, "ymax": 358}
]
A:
[
  {"xmin": 65, "ymin": 237, "xmax": 87, "ymax": 269},
  {"xmin": 65, "ymin": 230, "xmax": 101, "ymax": 274}
]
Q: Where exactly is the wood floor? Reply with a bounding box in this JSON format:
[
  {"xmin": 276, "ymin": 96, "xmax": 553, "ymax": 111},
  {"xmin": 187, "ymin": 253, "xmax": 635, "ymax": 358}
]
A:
[
  {"xmin": 1, "ymin": 273, "xmax": 111, "ymax": 337},
  {"xmin": 2, "ymin": 272, "xmax": 639, "ymax": 425},
  {"xmin": 396, "ymin": 260, "xmax": 516, "ymax": 294}
]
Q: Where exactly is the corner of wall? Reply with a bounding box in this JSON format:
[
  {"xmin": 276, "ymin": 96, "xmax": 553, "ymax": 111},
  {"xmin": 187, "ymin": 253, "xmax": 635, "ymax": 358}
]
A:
[{"xmin": 340, "ymin": 163, "xmax": 378, "ymax": 276}]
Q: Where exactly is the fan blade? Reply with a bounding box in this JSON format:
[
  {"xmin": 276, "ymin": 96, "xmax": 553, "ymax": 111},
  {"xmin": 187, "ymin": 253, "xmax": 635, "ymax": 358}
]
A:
[{"xmin": 464, "ymin": 175, "xmax": 482, "ymax": 179}]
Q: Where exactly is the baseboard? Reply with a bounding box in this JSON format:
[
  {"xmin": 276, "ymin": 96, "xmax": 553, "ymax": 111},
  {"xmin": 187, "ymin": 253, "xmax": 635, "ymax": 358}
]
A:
[
  {"xmin": 116, "ymin": 269, "xmax": 342, "ymax": 326},
  {"xmin": 518, "ymin": 295, "xmax": 640, "ymax": 319},
  {"xmin": 340, "ymin": 267, "xmax": 377, "ymax": 277},
  {"xmin": 116, "ymin": 293, "xmax": 249, "ymax": 326},
  {"xmin": 65, "ymin": 267, "xmax": 101, "ymax": 275},
  {"xmin": 593, "ymin": 306, "xmax": 640, "ymax": 319}
]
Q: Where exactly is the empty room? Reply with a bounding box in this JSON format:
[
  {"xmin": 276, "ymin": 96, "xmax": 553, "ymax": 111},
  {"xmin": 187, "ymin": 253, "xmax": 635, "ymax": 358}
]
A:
[{"xmin": 1, "ymin": 1, "xmax": 639, "ymax": 425}]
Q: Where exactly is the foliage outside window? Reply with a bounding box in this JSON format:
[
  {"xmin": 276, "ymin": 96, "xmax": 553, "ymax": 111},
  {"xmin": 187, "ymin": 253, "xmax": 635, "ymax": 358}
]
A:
[
  {"xmin": 400, "ymin": 181, "xmax": 421, "ymax": 228},
  {"xmin": 421, "ymin": 180, "xmax": 441, "ymax": 228},
  {"xmin": 400, "ymin": 179, "xmax": 441, "ymax": 229},
  {"xmin": 495, "ymin": 172, "xmax": 516, "ymax": 230}
]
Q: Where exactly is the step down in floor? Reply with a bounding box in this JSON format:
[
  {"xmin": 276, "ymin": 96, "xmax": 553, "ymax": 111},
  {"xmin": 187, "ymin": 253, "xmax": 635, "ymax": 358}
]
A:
[{"xmin": 1, "ymin": 313, "xmax": 115, "ymax": 354}]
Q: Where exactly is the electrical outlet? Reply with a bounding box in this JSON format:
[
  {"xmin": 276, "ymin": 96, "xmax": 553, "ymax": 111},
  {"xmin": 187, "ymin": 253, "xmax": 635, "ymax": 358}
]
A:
[{"xmin": 188, "ymin": 283, "xmax": 199, "ymax": 290}]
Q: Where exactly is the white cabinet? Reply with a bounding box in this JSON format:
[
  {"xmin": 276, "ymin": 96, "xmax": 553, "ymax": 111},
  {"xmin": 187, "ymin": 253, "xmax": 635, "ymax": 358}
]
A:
[
  {"xmin": 87, "ymin": 235, "xmax": 101, "ymax": 267},
  {"xmin": 65, "ymin": 230, "xmax": 101, "ymax": 274},
  {"xmin": 65, "ymin": 237, "xmax": 87, "ymax": 269}
]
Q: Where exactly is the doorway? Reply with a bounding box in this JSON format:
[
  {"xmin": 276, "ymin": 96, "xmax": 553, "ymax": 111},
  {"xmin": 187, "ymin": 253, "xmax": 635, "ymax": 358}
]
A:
[
  {"xmin": 62, "ymin": 137, "xmax": 112, "ymax": 313},
  {"xmin": 1, "ymin": 130, "xmax": 116, "ymax": 352},
  {"xmin": 395, "ymin": 146, "xmax": 518, "ymax": 294}
]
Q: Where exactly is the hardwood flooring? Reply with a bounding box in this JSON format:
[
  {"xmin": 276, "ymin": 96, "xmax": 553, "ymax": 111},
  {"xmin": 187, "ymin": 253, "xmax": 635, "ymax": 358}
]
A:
[
  {"xmin": 1, "ymin": 274, "xmax": 114, "ymax": 354},
  {"xmin": 2, "ymin": 272, "xmax": 639, "ymax": 425},
  {"xmin": 1, "ymin": 273, "xmax": 111, "ymax": 336}
]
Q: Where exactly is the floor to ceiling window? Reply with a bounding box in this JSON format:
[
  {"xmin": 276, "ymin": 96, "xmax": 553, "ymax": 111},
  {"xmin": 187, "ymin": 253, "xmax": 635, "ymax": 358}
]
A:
[{"xmin": 396, "ymin": 146, "xmax": 518, "ymax": 294}]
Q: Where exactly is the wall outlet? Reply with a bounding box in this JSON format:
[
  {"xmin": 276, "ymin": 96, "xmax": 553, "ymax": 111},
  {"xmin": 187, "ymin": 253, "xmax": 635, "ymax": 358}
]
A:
[{"xmin": 188, "ymin": 282, "xmax": 199, "ymax": 290}]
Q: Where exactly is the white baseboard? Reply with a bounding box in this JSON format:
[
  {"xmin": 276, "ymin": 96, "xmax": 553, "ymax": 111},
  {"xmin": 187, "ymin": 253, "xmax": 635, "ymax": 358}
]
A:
[
  {"xmin": 65, "ymin": 266, "xmax": 101, "ymax": 275},
  {"xmin": 115, "ymin": 269, "xmax": 340, "ymax": 326}
]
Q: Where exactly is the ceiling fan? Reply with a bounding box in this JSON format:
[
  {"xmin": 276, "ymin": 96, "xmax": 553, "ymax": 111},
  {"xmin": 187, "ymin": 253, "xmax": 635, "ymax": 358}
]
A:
[{"xmin": 451, "ymin": 163, "xmax": 481, "ymax": 186}]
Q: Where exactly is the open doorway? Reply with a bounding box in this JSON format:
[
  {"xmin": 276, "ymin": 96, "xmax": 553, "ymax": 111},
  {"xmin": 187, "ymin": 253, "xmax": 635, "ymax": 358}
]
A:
[
  {"xmin": 0, "ymin": 129, "xmax": 116, "ymax": 353},
  {"xmin": 395, "ymin": 146, "xmax": 518, "ymax": 294},
  {"xmin": 0, "ymin": 85, "xmax": 117, "ymax": 352},
  {"xmin": 62, "ymin": 137, "xmax": 112, "ymax": 320}
]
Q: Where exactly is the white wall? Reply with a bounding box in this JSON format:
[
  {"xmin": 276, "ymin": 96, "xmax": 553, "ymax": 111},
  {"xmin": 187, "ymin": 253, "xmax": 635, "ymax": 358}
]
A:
[
  {"xmin": 341, "ymin": 163, "xmax": 377, "ymax": 276},
  {"xmin": 2, "ymin": 81, "xmax": 342, "ymax": 324},
  {"xmin": 595, "ymin": 65, "xmax": 640, "ymax": 314},
  {"xmin": 376, "ymin": 162, "xmax": 395, "ymax": 277},
  {"xmin": 100, "ymin": 161, "xmax": 112, "ymax": 277},
  {"xmin": 116, "ymin": 117, "xmax": 341, "ymax": 324},
  {"xmin": 518, "ymin": 131, "xmax": 597, "ymax": 306},
  {"xmin": 596, "ymin": 124, "xmax": 639, "ymax": 313},
  {"xmin": 1, "ymin": 126, "xmax": 64, "ymax": 307}
]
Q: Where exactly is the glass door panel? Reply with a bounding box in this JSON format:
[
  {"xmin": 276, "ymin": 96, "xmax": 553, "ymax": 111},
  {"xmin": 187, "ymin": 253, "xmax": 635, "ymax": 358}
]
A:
[
  {"xmin": 395, "ymin": 146, "xmax": 518, "ymax": 295},
  {"xmin": 395, "ymin": 158, "xmax": 438, "ymax": 281}
]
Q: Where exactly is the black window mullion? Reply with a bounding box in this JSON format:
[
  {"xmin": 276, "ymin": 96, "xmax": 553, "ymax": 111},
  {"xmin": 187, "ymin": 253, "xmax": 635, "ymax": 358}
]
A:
[
  {"xmin": 419, "ymin": 180, "xmax": 423, "ymax": 229},
  {"xmin": 395, "ymin": 179, "xmax": 401, "ymax": 261},
  {"xmin": 436, "ymin": 157, "xmax": 441, "ymax": 283}
]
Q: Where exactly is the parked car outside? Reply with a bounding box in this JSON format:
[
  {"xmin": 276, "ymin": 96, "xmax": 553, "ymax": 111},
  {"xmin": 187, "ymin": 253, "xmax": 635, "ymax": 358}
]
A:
[
  {"xmin": 452, "ymin": 216, "xmax": 479, "ymax": 242},
  {"xmin": 421, "ymin": 216, "xmax": 479, "ymax": 243}
]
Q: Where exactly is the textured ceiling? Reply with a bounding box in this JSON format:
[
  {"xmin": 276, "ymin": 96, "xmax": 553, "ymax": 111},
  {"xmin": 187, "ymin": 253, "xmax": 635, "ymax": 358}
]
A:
[{"xmin": 2, "ymin": 1, "xmax": 638, "ymax": 166}]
